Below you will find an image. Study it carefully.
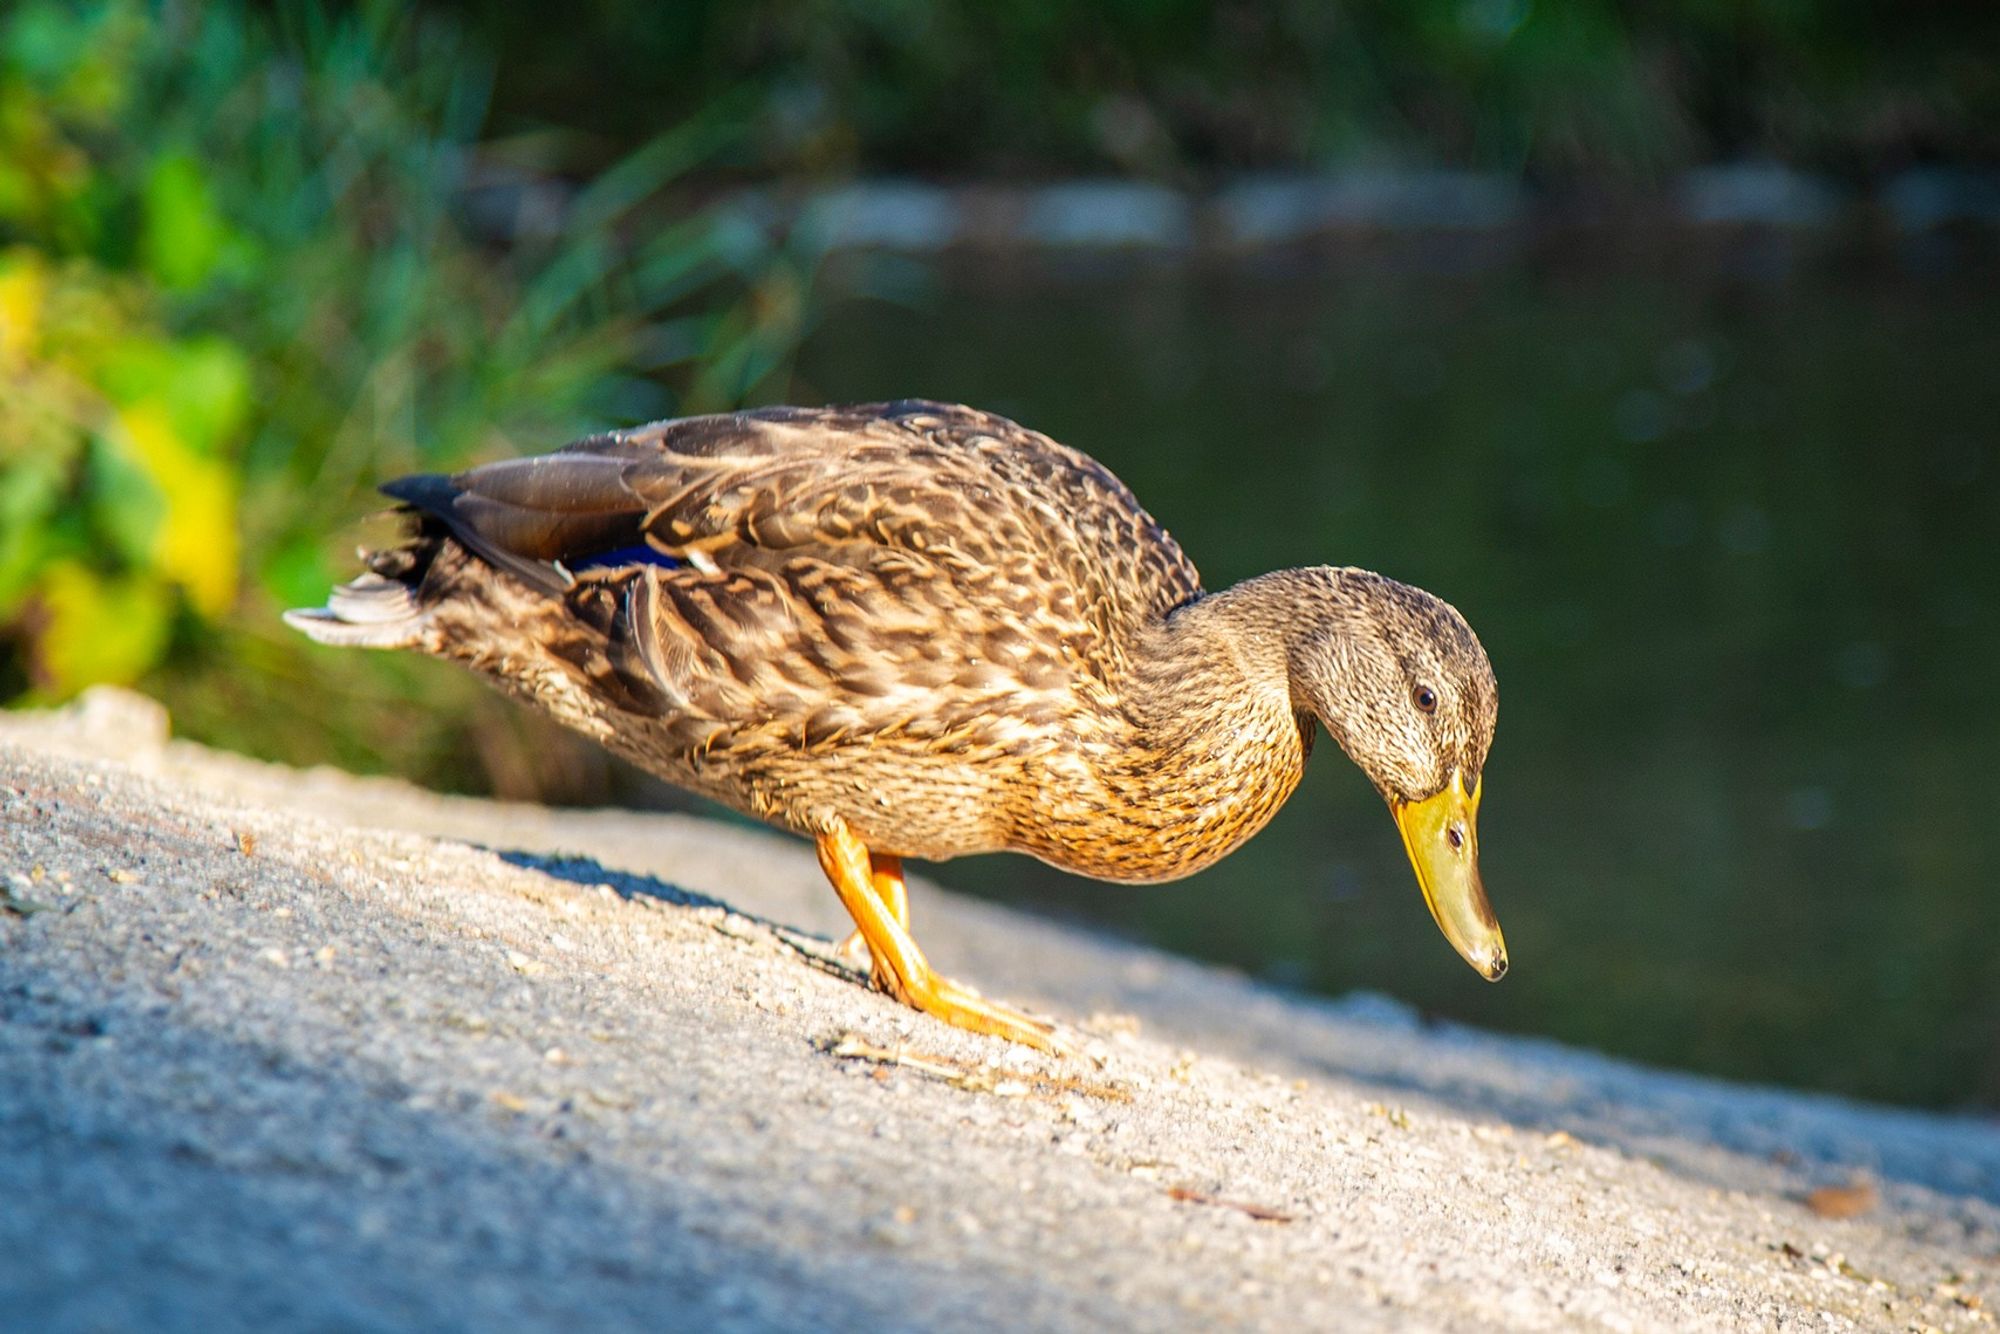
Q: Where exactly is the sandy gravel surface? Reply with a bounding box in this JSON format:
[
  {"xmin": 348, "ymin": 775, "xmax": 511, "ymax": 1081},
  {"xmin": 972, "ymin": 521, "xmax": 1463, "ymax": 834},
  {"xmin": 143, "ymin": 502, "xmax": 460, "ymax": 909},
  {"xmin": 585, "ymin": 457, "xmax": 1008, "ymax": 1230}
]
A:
[{"xmin": 2, "ymin": 689, "xmax": 1995, "ymax": 1333}]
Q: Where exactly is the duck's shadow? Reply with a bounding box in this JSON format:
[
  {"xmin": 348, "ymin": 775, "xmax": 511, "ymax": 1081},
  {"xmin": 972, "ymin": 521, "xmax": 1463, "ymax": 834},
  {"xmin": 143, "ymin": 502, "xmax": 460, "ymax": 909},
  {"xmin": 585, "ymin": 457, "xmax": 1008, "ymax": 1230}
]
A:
[
  {"xmin": 494, "ymin": 849, "xmax": 857, "ymax": 976},
  {"xmin": 497, "ymin": 849, "xmax": 724, "ymax": 912}
]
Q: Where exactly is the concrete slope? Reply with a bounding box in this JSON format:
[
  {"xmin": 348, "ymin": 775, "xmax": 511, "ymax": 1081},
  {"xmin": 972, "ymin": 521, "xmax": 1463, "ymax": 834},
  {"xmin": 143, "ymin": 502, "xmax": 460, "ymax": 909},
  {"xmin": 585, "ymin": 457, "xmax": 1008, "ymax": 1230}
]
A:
[{"xmin": 2, "ymin": 690, "xmax": 1994, "ymax": 1333}]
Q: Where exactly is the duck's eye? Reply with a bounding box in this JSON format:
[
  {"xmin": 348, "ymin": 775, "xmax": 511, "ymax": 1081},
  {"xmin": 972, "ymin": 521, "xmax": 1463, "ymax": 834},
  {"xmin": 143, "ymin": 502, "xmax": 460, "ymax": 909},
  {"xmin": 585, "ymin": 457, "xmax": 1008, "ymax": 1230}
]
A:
[{"xmin": 1413, "ymin": 685, "xmax": 1438, "ymax": 713}]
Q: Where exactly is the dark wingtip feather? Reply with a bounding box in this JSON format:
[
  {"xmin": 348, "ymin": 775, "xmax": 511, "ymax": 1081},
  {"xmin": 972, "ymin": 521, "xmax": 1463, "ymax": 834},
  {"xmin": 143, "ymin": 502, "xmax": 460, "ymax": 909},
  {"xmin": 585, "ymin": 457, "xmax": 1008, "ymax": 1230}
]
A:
[
  {"xmin": 379, "ymin": 472, "xmax": 458, "ymax": 511},
  {"xmin": 378, "ymin": 469, "xmax": 574, "ymax": 594}
]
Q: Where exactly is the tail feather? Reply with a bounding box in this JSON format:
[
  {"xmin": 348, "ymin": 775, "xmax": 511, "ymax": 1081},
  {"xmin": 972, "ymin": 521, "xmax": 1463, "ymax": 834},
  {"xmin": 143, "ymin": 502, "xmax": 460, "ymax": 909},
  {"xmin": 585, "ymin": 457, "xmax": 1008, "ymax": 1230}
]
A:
[{"xmin": 285, "ymin": 571, "xmax": 429, "ymax": 649}]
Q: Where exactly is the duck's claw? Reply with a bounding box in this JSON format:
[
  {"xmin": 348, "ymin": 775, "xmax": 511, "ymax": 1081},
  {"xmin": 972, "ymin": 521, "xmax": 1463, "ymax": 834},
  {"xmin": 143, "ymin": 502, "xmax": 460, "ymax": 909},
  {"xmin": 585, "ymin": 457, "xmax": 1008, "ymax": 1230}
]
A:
[{"xmin": 883, "ymin": 968, "xmax": 1075, "ymax": 1056}]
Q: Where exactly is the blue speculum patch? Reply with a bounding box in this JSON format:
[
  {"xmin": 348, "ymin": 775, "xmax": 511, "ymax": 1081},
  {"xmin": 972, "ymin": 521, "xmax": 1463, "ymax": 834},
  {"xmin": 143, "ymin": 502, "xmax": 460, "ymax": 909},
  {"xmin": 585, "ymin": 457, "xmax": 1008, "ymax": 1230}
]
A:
[{"xmin": 571, "ymin": 543, "xmax": 683, "ymax": 572}]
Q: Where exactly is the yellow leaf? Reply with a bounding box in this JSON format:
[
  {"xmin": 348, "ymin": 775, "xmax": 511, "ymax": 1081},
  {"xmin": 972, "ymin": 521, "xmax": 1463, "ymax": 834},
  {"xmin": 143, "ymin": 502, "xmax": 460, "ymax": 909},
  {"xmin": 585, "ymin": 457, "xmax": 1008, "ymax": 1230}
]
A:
[
  {"xmin": 114, "ymin": 401, "xmax": 239, "ymax": 617},
  {"xmin": 28, "ymin": 561, "xmax": 172, "ymax": 697},
  {"xmin": 0, "ymin": 248, "xmax": 46, "ymax": 365}
]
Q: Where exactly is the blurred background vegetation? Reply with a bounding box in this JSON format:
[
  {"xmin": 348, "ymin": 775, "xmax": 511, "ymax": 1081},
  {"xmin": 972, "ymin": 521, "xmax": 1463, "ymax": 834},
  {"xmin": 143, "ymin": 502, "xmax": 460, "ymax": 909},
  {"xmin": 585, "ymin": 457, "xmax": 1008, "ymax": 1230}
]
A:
[
  {"xmin": 451, "ymin": 0, "xmax": 2000, "ymax": 179},
  {"xmin": 0, "ymin": 0, "xmax": 814, "ymax": 791},
  {"xmin": 2, "ymin": 0, "xmax": 1995, "ymax": 1111}
]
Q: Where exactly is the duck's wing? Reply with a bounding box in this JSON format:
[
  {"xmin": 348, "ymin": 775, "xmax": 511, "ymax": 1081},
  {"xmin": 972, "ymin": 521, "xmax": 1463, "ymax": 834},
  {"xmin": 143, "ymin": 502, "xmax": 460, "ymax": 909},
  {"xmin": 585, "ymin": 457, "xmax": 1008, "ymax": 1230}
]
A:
[
  {"xmin": 389, "ymin": 400, "xmax": 1204, "ymax": 670},
  {"xmin": 325, "ymin": 402, "xmax": 1205, "ymax": 761}
]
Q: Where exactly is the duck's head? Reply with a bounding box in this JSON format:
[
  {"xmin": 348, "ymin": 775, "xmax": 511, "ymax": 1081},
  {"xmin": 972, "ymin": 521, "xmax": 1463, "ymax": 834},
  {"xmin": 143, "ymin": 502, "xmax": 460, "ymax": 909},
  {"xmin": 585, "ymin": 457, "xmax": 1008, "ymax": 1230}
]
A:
[{"xmin": 1287, "ymin": 569, "xmax": 1506, "ymax": 981}]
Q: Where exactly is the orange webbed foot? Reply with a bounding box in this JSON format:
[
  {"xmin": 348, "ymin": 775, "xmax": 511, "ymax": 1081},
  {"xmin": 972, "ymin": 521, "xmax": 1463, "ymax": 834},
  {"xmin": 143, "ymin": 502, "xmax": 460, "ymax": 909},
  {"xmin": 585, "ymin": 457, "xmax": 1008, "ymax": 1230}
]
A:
[{"xmin": 815, "ymin": 822, "xmax": 1071, "ymax": 1056}]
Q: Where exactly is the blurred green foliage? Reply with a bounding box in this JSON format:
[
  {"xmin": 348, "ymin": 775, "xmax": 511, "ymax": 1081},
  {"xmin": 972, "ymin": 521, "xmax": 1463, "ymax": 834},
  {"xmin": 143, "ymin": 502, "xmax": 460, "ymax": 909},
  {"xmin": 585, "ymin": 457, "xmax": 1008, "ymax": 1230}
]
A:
[
  {"xmin": 444, "ymin": 0, "xmax": 2000, "ymax": 179},
  {"xmin": 0, "ymin": 0, "xmax": 813, "ymax": 788}
]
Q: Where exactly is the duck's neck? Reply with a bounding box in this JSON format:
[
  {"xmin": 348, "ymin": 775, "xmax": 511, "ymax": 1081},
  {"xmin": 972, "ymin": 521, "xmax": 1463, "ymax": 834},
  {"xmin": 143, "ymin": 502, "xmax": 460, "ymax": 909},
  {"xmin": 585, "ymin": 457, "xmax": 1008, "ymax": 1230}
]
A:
[
  {"xmin": 1071, "ymin": 568, "xmax": 1352, "ymax": 881},
  {"xmin": 1130, "ymin": 566, "xmax": 1352, "ymax": 735}
]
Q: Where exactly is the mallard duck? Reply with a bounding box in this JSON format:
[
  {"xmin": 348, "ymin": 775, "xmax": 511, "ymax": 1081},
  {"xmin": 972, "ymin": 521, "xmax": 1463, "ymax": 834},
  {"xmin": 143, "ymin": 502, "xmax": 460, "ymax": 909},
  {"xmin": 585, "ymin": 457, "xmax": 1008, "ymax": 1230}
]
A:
[{"xmin": 288, "ymin": 400, "xmax": 1503, "ymax": 1052}]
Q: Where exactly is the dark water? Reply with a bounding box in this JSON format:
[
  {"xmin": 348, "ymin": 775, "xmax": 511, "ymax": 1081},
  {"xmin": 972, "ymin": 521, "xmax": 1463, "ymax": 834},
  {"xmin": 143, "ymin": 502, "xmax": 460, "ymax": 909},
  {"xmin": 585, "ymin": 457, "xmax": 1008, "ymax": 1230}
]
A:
[{"xmin": 792, "ymin": 240, "xmax": 2000, "ymax": 1111}]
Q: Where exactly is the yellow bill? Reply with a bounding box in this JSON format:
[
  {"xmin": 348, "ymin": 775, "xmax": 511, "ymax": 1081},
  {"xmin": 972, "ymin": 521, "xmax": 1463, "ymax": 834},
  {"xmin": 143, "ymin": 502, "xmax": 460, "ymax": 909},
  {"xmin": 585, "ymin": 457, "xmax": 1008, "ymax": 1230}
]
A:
[{"xmin": 1391, "ymin": 770, "xmax": 1507, "ymax": 980}]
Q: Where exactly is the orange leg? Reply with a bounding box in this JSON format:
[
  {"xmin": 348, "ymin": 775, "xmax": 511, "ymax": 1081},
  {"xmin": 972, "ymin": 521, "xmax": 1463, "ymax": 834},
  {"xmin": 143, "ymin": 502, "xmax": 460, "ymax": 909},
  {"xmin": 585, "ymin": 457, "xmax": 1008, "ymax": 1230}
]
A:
[
  {"xmin": 872, "ymin": 853, "xmax": 909, "ymax": 928},
  {"xmin": 815, "ymin": 817, "xmax": 1068, "ymax": 1054},
  {"xmin": 837, "ymin": 852, "xmax": 907, "ymax": 969}
]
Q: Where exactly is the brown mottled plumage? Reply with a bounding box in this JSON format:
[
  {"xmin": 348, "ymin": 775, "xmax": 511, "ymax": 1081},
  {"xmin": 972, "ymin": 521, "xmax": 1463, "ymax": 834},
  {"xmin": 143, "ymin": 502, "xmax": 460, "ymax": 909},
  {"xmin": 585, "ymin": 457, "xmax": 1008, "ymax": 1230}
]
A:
[{"xmin": 289, "ymin": 400, "xmax": 1504, "ymax": 1052}]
